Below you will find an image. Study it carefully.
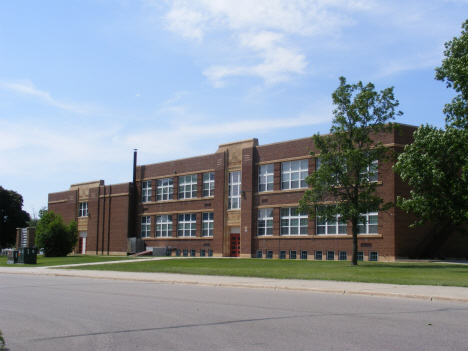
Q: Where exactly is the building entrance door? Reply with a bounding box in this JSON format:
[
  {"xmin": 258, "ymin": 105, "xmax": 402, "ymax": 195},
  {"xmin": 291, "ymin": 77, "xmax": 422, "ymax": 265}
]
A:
[
  {"xmin": 230, "ymin": 234, "xmax": 240, "ymax": 257},
  {"xmin": 78, "ymin": 232, "xmax": 87, "ymax": 254}
]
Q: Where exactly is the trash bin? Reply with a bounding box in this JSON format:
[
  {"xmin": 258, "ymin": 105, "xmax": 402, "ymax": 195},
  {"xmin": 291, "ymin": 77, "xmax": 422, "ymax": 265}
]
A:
[
  {"xmin": 7, "ymin": 250, "xmax": 18, "ymax": 264},
  {"xmin": 17, "ymin": 247, "xmax": 38, "ymax": 264}
]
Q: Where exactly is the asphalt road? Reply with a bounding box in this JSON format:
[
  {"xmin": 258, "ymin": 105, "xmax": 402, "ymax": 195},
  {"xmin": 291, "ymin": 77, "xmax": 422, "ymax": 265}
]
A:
[{"xmin": 1, "ymin": 273, "xmax": 467, "ymax": 351}]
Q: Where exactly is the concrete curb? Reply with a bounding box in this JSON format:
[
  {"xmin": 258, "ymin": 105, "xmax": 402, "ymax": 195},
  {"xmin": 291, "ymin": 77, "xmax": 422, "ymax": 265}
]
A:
[{"xmin": 2, "ymin": 267, "xmax": 467, "ymax": 303}]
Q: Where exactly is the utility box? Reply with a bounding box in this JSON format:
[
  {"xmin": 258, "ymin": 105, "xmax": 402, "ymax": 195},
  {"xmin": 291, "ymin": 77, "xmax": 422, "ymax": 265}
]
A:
[
  {"xmin": 152, "ymin": 247, "xmax": 167, "ymax": 256},
  {"xmin": 127, "ymin": 237, "xmax": 145, "ymax": 254},
  {"xmin": 17, "ymin": 247, "xmax": 39, "ymax": 264},
  {"xmin": 7, "ymin": 250, "xmax": 18, "ymax": 264}
]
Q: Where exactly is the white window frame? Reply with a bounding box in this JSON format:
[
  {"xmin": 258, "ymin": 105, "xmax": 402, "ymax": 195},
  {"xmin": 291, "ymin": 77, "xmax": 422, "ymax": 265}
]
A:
[
  {"xmin": 178, "ymin": 213, "xmax": 196, "ymax": 237},
  {"xmin": 228, "ymin": 171, "xmax": 241, "ymax": 210},
  {"xmin": 156, "ymin": 215, "xmax": 172, "ymax": 237},
  {"xmin": 339, "ymin": 251, "xmax": 347, "ymax": 261},
  {"xmin": 361, "ymin": 160, "xmax": 378, "ymax": 182},
  {"xmin": 257, "ymin": 208, "xmax": 273, "ymax": 236},
  {"xmin": 369, "ymin": 251, "xmax": 378, "ymax": 261},
  {"xmin": 316, "ymin": 214, "xmax": 347, "ymax": 235},
  {"xmin": 258, "ymin": 164, "xmax": 274, "ymax": 192},
  {"xmin": 300, "ymin": 250, "xmax": 308, "ymax": 260},
  {"xmin": 281, "ymin": 160, "xmax": 308, "ymax": 190},
  {"xmin": 203, "ymin": 172, "xmax": 215, "ymax": 197},
  {"xmin": 157, "ymin": 178, "xmax": 173, "ymax": 201},
  {"xmin": 141, "ymin": 216, "xmax": 151, "ymax": 238},
  {"xmin": 357, "ymin": 251, "xmax": 364, "ymax": 261},
  {"xmin": 280, "ymin": 207, "xmax": 308, "ymax": 235},
  {"xmin": 202, "ymin": 212, "xmax": 214, "ymax": 237},
  {"xmin": 327, "ymin": 250, "xmax": 335, "ymax": 261},
  {"xmin": 289, "ymin": 250, "xmax": 297, "ymax": 259},
  {"xmin": 179, "ymin": 174, "xmax": 197, "ymax": 199},
  {"xmin": 78, "ymin": 202, "xmax": 88, "ymax": 217},
  {"xmin": 142, "ymin": 180, "xmax": 152, "ymax": 203},
  {"xmin": 279, "ymin": 250, "xmax": 286, "ymax": 259},
  {"xmin": 358, "ymin": 212, "xmax": 378, "ymax": 234}
]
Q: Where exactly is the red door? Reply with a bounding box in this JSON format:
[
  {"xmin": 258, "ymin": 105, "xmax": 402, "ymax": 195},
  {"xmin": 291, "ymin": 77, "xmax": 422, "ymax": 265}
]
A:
[{"xmin": 230, "ymin": 234, "xmax": 240, "ymax": 257}]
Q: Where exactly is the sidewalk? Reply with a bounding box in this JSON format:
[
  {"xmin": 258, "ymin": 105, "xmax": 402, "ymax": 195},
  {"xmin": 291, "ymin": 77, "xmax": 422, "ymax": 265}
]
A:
[{"xmin": 1, "ymin": 260, "xmax": 467, "ymax": 303}]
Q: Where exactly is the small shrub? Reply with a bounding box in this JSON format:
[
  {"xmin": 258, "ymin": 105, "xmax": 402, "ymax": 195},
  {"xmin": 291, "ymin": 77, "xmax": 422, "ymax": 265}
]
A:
[
  {"xmin": 0, "ymin": 329, "xmax": 5, "ymax": 350},
  {"xmin": 35, "ymin": 211, "xmax": 78, "ymax": 257}
]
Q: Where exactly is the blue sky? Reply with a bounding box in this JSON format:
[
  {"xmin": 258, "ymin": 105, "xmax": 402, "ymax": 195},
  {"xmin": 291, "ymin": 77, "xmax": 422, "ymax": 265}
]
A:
[{"xmin": 0, "ymin": 0, "xmax": 467, "ymax": 217}]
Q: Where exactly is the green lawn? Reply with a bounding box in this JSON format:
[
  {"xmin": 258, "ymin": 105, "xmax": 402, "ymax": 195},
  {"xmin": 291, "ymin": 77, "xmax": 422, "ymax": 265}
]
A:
[
  {"xmin": 64, "ymin": 258, "xmax": 468, "ymax": 287},
  {"xmin": 0, "ymin": 254, "xmax": 146, "ymax": 267}
]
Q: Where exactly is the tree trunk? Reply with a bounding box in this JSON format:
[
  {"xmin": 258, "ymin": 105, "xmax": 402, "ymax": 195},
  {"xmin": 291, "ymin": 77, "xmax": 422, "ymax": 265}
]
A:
[{"xmin": 351, "ymin": 217, "xmax": 358, "ymax": 265}]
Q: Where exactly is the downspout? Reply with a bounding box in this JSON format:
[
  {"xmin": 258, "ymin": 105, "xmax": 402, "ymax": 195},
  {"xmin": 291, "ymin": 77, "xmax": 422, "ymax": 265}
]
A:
[{"xmin": 133, "ymin": 149, "xmax": 138, "ymax": 238}]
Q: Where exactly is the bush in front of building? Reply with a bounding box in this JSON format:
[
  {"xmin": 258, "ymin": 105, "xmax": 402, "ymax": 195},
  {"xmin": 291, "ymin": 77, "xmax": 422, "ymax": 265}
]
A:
[{"xmin": 35, "ymin": 211, "xmax": 78, "ymax": 257}]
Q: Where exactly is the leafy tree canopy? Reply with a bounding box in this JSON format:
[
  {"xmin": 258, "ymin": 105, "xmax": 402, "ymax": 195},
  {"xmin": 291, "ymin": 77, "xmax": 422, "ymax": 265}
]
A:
[
  {"xmin": 299, "ymin": 76, "xmax": 402, "ymax": 265},
  {"xmin": 35, "ymin": 211, "xmax": 78, "ymax": 257},
  {"xmin": 435, "ymin": 19, "xmax": 468, "ymax": 128},
  {"xmin": 0, "ymin": 186, "xmax": 30, "ymax": 249},
  {"xmin": 394, "ymin": 125, "xmax": 468, "ymax": 231}
]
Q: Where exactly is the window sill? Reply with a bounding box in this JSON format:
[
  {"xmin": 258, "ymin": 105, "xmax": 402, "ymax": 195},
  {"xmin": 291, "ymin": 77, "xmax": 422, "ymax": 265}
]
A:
[
  {"xmin": 254, "ymin": 188, "xmax": 307, "ymax": 196},
  {"xmin": 143, "ymin": 237, "xmax": 214, "ymax": 240},
  {"xmin": 142, "ymin": 196, "xmax": 214, "ymax": 205}
]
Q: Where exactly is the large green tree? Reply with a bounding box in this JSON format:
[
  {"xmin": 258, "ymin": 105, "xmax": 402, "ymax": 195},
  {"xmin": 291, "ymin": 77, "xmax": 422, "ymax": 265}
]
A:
[
  {"xmin": 435, "ymin": 19, "xmax": 468, "ymax": 129},
  {"xmin": 0, "ymin": 186, "xmax": 31, "ymax": 249},
  {"xmin": 394, "ymin": 126, "xmax": 468, "ymax": 233},
  {"xmin": 35, "ymin": 211, "xmax": 78, "ymax": 257},
  {"xmin": 393, "ymin": 19, "xmax": 468, "ymax": 252},
  {"xmin": 299, "ymin": 77, "xmax": 402, "ymax": 265}
]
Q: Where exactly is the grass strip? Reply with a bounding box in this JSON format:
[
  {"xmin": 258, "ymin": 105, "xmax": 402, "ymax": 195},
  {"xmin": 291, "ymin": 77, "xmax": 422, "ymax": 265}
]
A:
[
  {"xmin": 63, "ymin": 258, "xmax": 468, "ymax": 287},
  {"xmin": 0, "ymin": 254, "xmax": 146, "ymax": 267}
]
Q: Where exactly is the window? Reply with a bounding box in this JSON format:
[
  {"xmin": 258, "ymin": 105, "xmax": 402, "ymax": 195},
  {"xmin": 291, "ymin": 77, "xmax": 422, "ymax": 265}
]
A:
[
  {"xmin": 357, "ymin": 251, "xmax": 364, "ymax": 261},
  {"xmin": 176, "ymin": 249, "xmax": 181, "ymax": 257},
  {"xmin": 179, "ymin": 174, "xmax": 197, "ymax": 199},
  {"xmin": 315, "ymin": 250, "xmax": 323, "ymax": 260},
  {"xmin": 281, "ymin": 160, "xmax": 308, "ymax": 190},
  {"xmin": 156, "ymin": 215, "xmax": 172, "ymax": 237},
  {"xmin": 183, "ymin": 249, "xmax": 188, "ymax": 257},
  {"xmin": 78, "ymin": 202, "xmax": 88, "ymax": 217},
  {"xmin": 316, "ymin": 214, "xmax": 347, "ymax": 235},
  {"xmin": 358, "ymin": 212, "xmax": 378, "ymax": 234},
  {"xmin": 280, "ymin": 208, "xmax": 308, "ymax": 235},
  {"xmin": 258, "ymin": 208, "xmax": 273, "ymax": 236},
  {"xmin": 202, "ymin": 212, "xmax": 214, "ymax": 237},
  {"xmin": 327, "ymin": 251, "xmax": 335, "ymax": 261},
  {"xmin": 256, "ymin": 250, "xmax": 263, "ymax": 258},
  {"xmin": 258, "ymin": 164, "xmax": 274, "ymax": 192},
  {"xmin": 266, "ymin": 250, "xmax": 273, "ymax": 259},
  {"xmin": 300, "ymin": 250, "xmax": 308, "ymax": 260},
  {"xmin": 339, "ymin": 251, "xmax": 347, "ymax": 261},
  {"xmin": 228, "ymin": 171, "xmax": 241, "ymax": 209},
  {"xmin": 141, "ymin": 216, "xmax": 151, "ymax": 238},
  {"xmin": 361, "ymin": 160, "xmax": 378, "ymax": 182},
  {"xmin": 142, "ymin": 181, "xmax": 152, "ymax": 203},
  {"xmin": 190, "ymin": 249, "xmax": 196, "ymax": 257},
  {"xmin": 279, "ymin": 250, "xmax": 286, "ymax": 259},
  {"xmin": 369, "ymin": 251, "xmax": 378, "ymax": 262},
  {"xmin": 203, "ymin": 172, "xmax": 215, "ymax": 197},
  {"xmin": 178, "ymin": 213, "xmax": 196, "ymax": 237},
  {"xmin": 200, "ymin": 249, "xmax": 206, "ymax": 257},
  {"xmin": 157, "ymin": 178, "xmax": 173, "ymax": 201},
  {"xmin": 208, "ymin": 249, "xmax": 213, "ymax": 257},
  {"xmin": 289, "ymin": 250, "xmax": 297, "ymax": 259}
]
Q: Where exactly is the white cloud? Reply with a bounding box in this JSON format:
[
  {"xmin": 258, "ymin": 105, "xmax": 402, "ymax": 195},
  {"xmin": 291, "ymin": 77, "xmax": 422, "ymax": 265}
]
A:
[
  {"xmin": 0, "ymin": 80, "xmax": 99, "ymax": 115},
  {"xmin": 162, "ymin": 0, "xmax": 364, "ymax": 86},
  {"xmin": 203, "ymin": 31, "xmax": 307, "ymax": 86}
]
